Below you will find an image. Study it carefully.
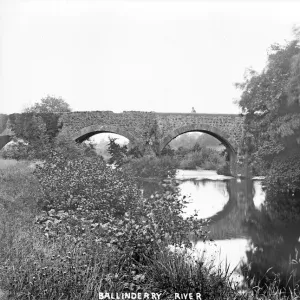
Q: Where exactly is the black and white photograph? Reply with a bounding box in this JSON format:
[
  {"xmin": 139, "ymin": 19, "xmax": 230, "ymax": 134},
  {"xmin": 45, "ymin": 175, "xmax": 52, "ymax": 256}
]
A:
[{"xmin": 0, "ymin": 0, "xmax": 300, "ymax": 299}]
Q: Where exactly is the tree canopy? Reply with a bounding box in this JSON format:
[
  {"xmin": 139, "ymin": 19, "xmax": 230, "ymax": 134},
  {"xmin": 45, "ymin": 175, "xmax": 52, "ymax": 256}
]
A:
[
  {"xmin": 237, "ymin": 34, "xmax": 300, "ymax": 191},
  {"xmin": 24, "ymin": 95, "xmax": 71, "ymax": 113}
]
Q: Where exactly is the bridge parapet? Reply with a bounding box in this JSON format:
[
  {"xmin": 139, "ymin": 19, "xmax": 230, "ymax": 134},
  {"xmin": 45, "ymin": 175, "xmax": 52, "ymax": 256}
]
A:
[
  {"xmin": 58, "ymin": 111, "xmax": 157, "ymax": 144},
  {"xmin": 156, "ymin": 113, "xmax": 244, "ymax": 150}
]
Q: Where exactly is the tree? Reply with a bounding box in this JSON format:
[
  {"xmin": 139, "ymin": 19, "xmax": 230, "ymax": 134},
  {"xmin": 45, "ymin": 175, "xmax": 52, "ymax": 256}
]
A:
[
  {"xmin": 107, "ymin": 137, "xmax": 128, "ymax": 167},
  {"xmin": 236, "ymin": 34, "xmax": 300, "ymax": 191},
  {"xmin": 24, "ymin": 95, "xmax": 71, "ymax": 113}
]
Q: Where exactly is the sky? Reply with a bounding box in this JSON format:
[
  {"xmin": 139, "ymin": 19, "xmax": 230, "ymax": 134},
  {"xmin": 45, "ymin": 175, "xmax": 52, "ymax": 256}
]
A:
[{"xmin": 1, "ymin": 0, "xmax": 300, "ymax": 115}]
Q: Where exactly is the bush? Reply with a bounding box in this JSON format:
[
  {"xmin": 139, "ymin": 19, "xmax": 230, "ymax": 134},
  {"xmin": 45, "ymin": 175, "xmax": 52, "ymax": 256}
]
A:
[
  {"xmin": 0, "ymin": 140, "xmax": 29, "ymax": 160},
  {"xmin": 1, "ymin": 153, "xmax": 300, "ymax": 299},
  {"xmin": 264, "ymin": 150, "xmax": 300, "ymax": 193},
  {"xmin": 0, "ymin": 151, "xmax": 208, "ymax": 298},
  {"xmin": 34, "ymin": 152, "xmax": 206, "ymax": 260},
  {"xmin": 179, "ymin": 148, "xmax": 225, "ymax": 170},
  {"xmin": 34, "ymin": 151, "xmax": 140, "ymax": 222},
  {"xmin": 124, "ymin": 155, "xmax": 179, "ymax": 179},
  {"xmin": 54, "ymin": 133, "xmax": 98, "ymax": 160},
  {"xmin": 216, "ymin": 162, "xmax": 231, "ymax": 176}
]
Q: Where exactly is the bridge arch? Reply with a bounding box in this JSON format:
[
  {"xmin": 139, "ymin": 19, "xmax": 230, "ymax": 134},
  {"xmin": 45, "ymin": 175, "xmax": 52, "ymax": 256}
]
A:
[
  {"xmin": 0, "ymin": 135, "xmax": 12, "ymax": 150},
  {"xmin": 159, "ymin": 124, "xmax": 238, "ymax": 175},
  {"xmin": 71, "ymin": 124, "xmax": 138, "ymax": 148}
]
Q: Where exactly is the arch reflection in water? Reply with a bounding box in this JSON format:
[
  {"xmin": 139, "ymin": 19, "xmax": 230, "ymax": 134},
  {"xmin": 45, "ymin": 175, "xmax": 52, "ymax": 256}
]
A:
[{"xmin": 179, "ymin": 179, "xmax": 229, "ymax": 219}]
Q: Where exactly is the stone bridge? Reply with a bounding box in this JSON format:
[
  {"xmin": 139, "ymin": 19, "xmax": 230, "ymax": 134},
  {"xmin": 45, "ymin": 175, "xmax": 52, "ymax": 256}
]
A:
[{"xmin": 0, "ymin": 111, "xmax": 247, "ymax": 176}]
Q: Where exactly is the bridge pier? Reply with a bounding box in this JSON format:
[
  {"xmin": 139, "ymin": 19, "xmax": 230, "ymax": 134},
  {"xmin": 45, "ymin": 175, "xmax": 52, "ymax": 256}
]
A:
[
  {"xmin": 236, "ymin": 152, "xmax": 252, "ymax": 178},
  {"xmin": 229, "ymin": 152, "xmax": 238, "ymax": 177}
]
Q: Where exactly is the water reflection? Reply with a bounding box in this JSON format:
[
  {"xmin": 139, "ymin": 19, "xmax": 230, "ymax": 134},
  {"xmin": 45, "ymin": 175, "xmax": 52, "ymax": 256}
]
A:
[
  {"xmin": 180, "ymin": 179, "xmax": 229, "ymax": 219},
  {"xmin": 253, "ymin": 180, "xmax": 265, "ymax": 210},
  {"xmin": 141, "ymin": 170, "xmax": 300, "ymax": 291}
]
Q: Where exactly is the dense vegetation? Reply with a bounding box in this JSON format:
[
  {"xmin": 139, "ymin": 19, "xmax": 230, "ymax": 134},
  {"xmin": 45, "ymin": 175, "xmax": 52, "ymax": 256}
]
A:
[
  {"xmin": 1, "ymin": 156, "xmax": 299, "ymax": 299},
  {"xmin": 228, "ymin": 32, "xmax": 300, "ymax": 295},
  {"xmin": 173, "ymin": 144, "xmax": 226, "ymax": 171},
  {"xmin": 237, "ymin": 36, "xmax": 300, "ymax": 192},
  {"xmin": 0, "ymin": 152, "xmax": 230, "ymax": 299},
  {"xmin": 106, "ymin": 137, "xmax": 227, "ymax": 176}
]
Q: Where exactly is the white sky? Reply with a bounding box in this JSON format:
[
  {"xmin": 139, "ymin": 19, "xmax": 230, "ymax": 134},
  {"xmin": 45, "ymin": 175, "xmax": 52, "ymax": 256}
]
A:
[{"xmin": 0, "ymin": 0, "xmax": 299, "ymax": 114}]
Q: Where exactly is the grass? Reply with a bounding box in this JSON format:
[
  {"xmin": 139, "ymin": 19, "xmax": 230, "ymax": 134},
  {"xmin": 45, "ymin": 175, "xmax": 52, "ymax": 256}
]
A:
[{"xmin": 0, "ymin": 158, "xmax": 299, "ymax": 299}]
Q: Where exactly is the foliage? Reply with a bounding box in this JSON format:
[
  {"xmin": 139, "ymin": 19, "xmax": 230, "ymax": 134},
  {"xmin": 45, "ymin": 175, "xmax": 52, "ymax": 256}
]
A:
[
  {"xmin": 24, "ymin": 95, "xmax": 71, "ymax": 113},
  {"xmin": 34, "ymin": 152, "xmax": 140, "ymax": 219},
  {"xmin": 0, "ymin": 227, "xmax": 140, "ymax": 299},
  {"xmin": 34, "ymin": 152, "xmax": 206, "ymax": 261},
  {"xmin": 3, "ymin": 114, "xmax": 52, "ymax": 160},
  {"xmin": 0, "ymin": 114, "xmax": 8, "ymax": 134},
  {"xmin": 145, "ymin": 248, "xmax": 237, "ymax": 299},
  {"xmin": 263, "ymin": 188, "xmax": 300, "ymax": 223},
  {"xmin": 3, "ymin": 112, "xmax": 64, "ymax": 160},
  {"xmin": 0, "ymin": 140, "xmax": 29, "ymax": 160},
  {"xmin": 8, "ymin": 113, "xmax": 62, "ymax": 141},
  {"xmin": 124, "ymin": 156, "xmax": 179, "ymax": 179},
  {"xmin": 263, "ymin": 150, "xmax": 300, "ymax": 192},
  {"xmin": 178, "ymin": 147, "xmax": 225, "ymax": 171},
  {"xmin": 107, "ymin": 137, "xmax": 129, "ymax": 167},
  {"xmin": 170, "ymin": 133, "xmax": 223, "ymax": 150},
  {"xmin": 54, "ymin": 133, "xmax": 98, "ymax": 160},
  {"xmin": 236, "ymin": 37, "xmax": 300, "ymax": 191},
  {"xmin": 0, "ymin": 159, "xmax": 206, "ymax": 299},
  {"xmin": 1, "ymin": 158, "xmax": 300, "ymax": 299},
  {"xmin": 2, "ymin": 96, "xmax": 70, "ymax": 160},
  {"xmin": 0, "ymin": 161, "xmax": 43, "ymax": 262},
  {"xmin": 161, "ymin": 144, "xmax": 175, "ymax": 156},
  {"xmin": 216, "ymin": 162, "xmax": 231, "ymax": 176}
]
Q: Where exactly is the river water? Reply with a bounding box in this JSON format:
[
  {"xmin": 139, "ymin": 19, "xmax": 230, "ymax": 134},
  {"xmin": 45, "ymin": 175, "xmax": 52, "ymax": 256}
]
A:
[{"xmin": 148, "ymin": 169, "xmax": 300, "ymax": 289}]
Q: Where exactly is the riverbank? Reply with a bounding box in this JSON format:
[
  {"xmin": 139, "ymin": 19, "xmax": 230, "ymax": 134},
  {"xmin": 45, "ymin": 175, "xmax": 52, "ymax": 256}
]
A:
[{"xmin": 0, "ymin": 158, "xmax": 299, "ymax": 299}]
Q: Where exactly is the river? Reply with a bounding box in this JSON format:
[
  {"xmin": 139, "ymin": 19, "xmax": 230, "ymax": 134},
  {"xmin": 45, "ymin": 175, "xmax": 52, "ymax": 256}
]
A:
[{"xmin": 144, "ymin": 169, "xmax": 300, "ymax": 289}]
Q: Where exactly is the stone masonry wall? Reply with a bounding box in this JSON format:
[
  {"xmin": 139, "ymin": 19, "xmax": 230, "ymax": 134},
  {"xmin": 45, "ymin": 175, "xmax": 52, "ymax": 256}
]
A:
[
  {"xmin": 156, "ymin": 113, "xmax": 244, "ymax": 151},
  {"xmin": 2, "ymin": 111, "xmax": 244, "ymax": 155},
  {"xmin": 59, "ymin": 111, "xmax": 244, "ymax": 153},
  {"xmin": 59, "ymin": 111, "xmax": 157, "ymax": 144}
]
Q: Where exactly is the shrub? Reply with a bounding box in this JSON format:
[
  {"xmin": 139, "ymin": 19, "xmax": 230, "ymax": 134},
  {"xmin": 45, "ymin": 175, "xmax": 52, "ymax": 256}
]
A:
[
  {"xmin": 34, "ymin": 152, "xmax": 205, "ymax": 262},
  {"xmin": 216, "ymin": 162, "xmax": 231, "ymax": 176},
  {"xmin": 0, "ymin": 140, "xmax": 29, "ymax": 160},
  {"xmin": 34, "ymin": 151, "xmax": 140, "ymax": 222},
  {"xmin": 54, "ymin": 133, "xmax": 98, "ymax": 160},
  {"xmin": 124, "ymin": 155, "xmax": 179, "ymax": 179},
  {"xmin": 179, "ymin": 148, "xmax": 225, "ymax": 170},
  {"xmin": 264, "ymin": 150, "xmax": 300, "ymax": 193}
]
